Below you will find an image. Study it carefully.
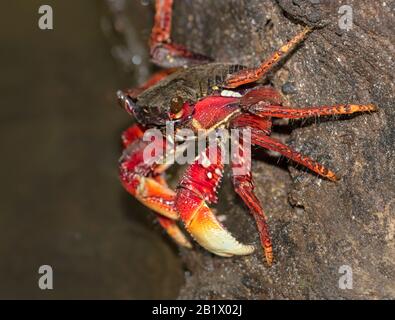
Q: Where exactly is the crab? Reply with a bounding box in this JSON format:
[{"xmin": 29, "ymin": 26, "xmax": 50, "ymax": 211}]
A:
[{"xmin": 117, "ymin": 0, "xmax": 377, "ymax": 265}]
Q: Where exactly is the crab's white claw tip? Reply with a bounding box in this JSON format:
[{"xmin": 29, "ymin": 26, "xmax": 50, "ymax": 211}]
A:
[{"xmin": 185, "ymin": 202, "xmax": 255, "ymax": 257}]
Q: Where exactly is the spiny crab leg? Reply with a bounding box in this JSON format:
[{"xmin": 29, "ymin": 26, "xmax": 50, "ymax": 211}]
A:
[
  {"xmin": 224, "ymin": 26, "xmax": 312, "ymax": 88},
  {"xmin": 175, "ymin": 144, "xmax": 254, "ymax": 257},
  {"xmin": 238, "ymin": 88, "xmax": 378, "ymax": 180},
  {"xmin": 249, "ymin": 103, "xmax": 378, "ymax": 119},
  {"xmin": 150, "ymin": 0, "xmax": 211, "ymax": 67},
  {"xmin": 251, "ymin": 131, "xmax": 340, "ymax": 181},
  {"xmin": 231, "ymin": 115, "xmax": 274, "ymax": 265},
  {"xmin": 240, "ymin": 87, "xmax": 378, "ymax": 117},
  {"xmin": 232, "ymin": 112, "xmax": 340, "ymax": 181},
  {"xmin": 120, "ymin": 127, "xmax": 191, "ymax": 248}
]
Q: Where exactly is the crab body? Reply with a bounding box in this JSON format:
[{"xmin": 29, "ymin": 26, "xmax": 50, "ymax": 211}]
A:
[
  {"xmin": 117, "ymin": 0, "xmax": 377, "ymax": 265},
  {"xmin": 121, "ymin": 63, "xmax": 247, "ymax": 127}
]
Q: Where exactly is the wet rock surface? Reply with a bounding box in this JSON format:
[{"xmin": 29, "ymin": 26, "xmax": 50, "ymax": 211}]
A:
[{"xmin": 169, "ymin": 0, "xmax": 394, "ymax": 299}]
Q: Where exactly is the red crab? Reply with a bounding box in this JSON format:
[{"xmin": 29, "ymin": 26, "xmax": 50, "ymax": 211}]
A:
[{"xmin": 117, "ymin": 0, "xmax": 377, "ymax": 265}]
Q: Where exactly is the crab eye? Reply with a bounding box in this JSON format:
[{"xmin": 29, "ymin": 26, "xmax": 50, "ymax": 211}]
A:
[{"xmin": 170, "ymin": 96, "xmax": 184, "ymax": 119}]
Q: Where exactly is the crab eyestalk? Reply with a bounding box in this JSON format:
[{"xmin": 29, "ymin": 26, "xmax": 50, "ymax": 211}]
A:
[{"xmin": 117, "ymin": 90, "xmax": 136, "ymax": 115}]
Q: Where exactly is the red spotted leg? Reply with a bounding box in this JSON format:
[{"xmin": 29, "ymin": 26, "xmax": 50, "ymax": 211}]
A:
[
  {"xmin": 231, "ymin": 115, "xmax": 274, "ymax": 265},
  {"xmin": 175, "ymin": 144, "xmax": 254, "ymax": 257},
  {"xmin": 120, "ymin": 124, "xmax": 191, "ymax": 248},
  {"xmin": 150, "ymin": 0, "xmax": 211, "ymax": 68},
  {"xmin": 224, "ymin": 26, "xmax": 312, "ymax": 88}
]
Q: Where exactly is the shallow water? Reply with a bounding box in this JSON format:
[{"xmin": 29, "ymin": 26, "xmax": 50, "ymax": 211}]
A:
[{"xmin": 0, "ymin": 0, "xmax": 183, "ymax": 299}]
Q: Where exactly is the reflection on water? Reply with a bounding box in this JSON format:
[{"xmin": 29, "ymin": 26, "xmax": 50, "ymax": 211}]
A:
[{"xmin": 0, "ymin": 0, "xmax": 183, "ymax": 299}]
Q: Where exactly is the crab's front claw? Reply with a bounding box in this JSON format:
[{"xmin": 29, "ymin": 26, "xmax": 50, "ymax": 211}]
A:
[
  {"xmin": 176, "ymin": 189, "xmax": 254, "ymax": 256},
  {"xmin": 175, "ymin": 145, "xmax": 255, "ymax": 257},
  {"xmin": 119, "ymin": 138, "xmax": 193, "ymax": 248}
]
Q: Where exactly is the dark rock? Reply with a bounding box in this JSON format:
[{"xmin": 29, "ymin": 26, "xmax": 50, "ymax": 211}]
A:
[
  {"xmin": 170, "ymin": 0, "xmax": 394, "ymax": 299},
  {"xmin": 282, "ymin": 82, "xmax": 298, "ymax": 95}
]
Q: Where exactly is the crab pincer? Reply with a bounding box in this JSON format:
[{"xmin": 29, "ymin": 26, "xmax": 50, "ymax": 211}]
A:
[
  {"xmin": 175, "ymin": 144, "xmax": 255, "ymax": 257},
  {"xmin": 119, "ymin": 132, "xmax": 192, "ymax": 249}
]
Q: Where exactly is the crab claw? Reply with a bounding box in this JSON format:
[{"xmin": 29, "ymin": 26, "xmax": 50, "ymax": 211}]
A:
[
  {"xmin": 157, "ymin": 216, "xmax": 192, "ymax": 249},
  {"xmin": 120, "ymin": 139, "xmax": 178, "ymax": 220},
  {"xmin": 175, "ymin": 145, "xmax": 255, "ymax": 257}
]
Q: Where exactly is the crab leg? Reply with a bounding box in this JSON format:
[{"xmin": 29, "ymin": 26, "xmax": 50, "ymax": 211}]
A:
[
  {"xmin": 237, "ymin": 89, "xmax": 377, "ymax": 180},
  {"xmin": 224, "ymin": 27, "xmax": 312, "ymax": 88},
  {"xmin": 156, "ymin": 215, "xmax": 191, "ymax": 247},
  {"xmin": 150, "ymin": 0, "xmax": 211, "ymax": 68},
  {"xmin": 121, "ymin": 123, "xmax": 145, "ymax": 148},
  {"xmin": 251, "ymin": 130, "xmax": 339, "ymax": 181},
  {"xmin": 231, "ymin": 114, "xmax": 273, "ymax": 266},
  {"xmin": 230, "ymin": 125, "xmax": 274, "ymax": 265},
  {"xmin": 232, "ymin": 112, "xmax": 339, "ymax": 181},
  {"xmin": 239, "ymin": 87, "xmax": 378, "ymax": 117},
  {"xmin": 120, "ymin": 134, "xmax": 191, "ymax": 248},
  {"xmin": 150, "ymin": 0, "xmax": 173, "ymax": 45},
  {"xmin": 240, "ymin": 86, "xmax": 283, "ymax": 108},
  {"xmin": 250, "ymin": 103, "xmax": 378, "ymax": 118},
  {"xmin": 175, "ymin": 144, "xmax": 254, "ymax": 257}
]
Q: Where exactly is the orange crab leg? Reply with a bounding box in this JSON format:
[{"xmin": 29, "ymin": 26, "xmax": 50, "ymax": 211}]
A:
[
  {"xmin": 251, "ymin": 103, "xmax": 378, "ymax": 119},
  {"xmin": 150, "ymin": 0, "xmax": 211, "ymax": 67},
  {"xmin": 224, "ymin": 26, "xmax": 312, "ymax": 88},
  {"xmin": 251, "ymin": 130, "xmax": 339, "ymax": 181},
  {"xmin": 156, "ymin": 216, "xmax": 191, "ymax": 248},
  {"xmin": 236, "ymin": 89, "xmax": 377, "ymax": 180},
  {"xmin": 231, "ymin": 111, "xmax": 338, "ymax": 181},
  {"xmin": 240, "ymin": 87, "xmax": 377, "ymax": 118},
  {"xmin": 175, "ymin": 144, "xmax": 254, "ymax": 257}
]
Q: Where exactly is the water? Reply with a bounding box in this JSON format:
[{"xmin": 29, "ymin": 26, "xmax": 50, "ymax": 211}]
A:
[{"xmin": 0, "ymin": 0, "xmax": 183, "ymax": 299}]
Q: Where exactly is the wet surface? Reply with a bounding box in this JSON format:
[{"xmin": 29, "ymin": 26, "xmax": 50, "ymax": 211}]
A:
[{"xmin": 0, "ymin": 0, "xmax": 183, "ymax": 299}]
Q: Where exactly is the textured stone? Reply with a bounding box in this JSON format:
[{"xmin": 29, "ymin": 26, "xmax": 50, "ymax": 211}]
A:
[{"xmin": 169, "ymin": 0, "xmax": 395, "ymax": 299}]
